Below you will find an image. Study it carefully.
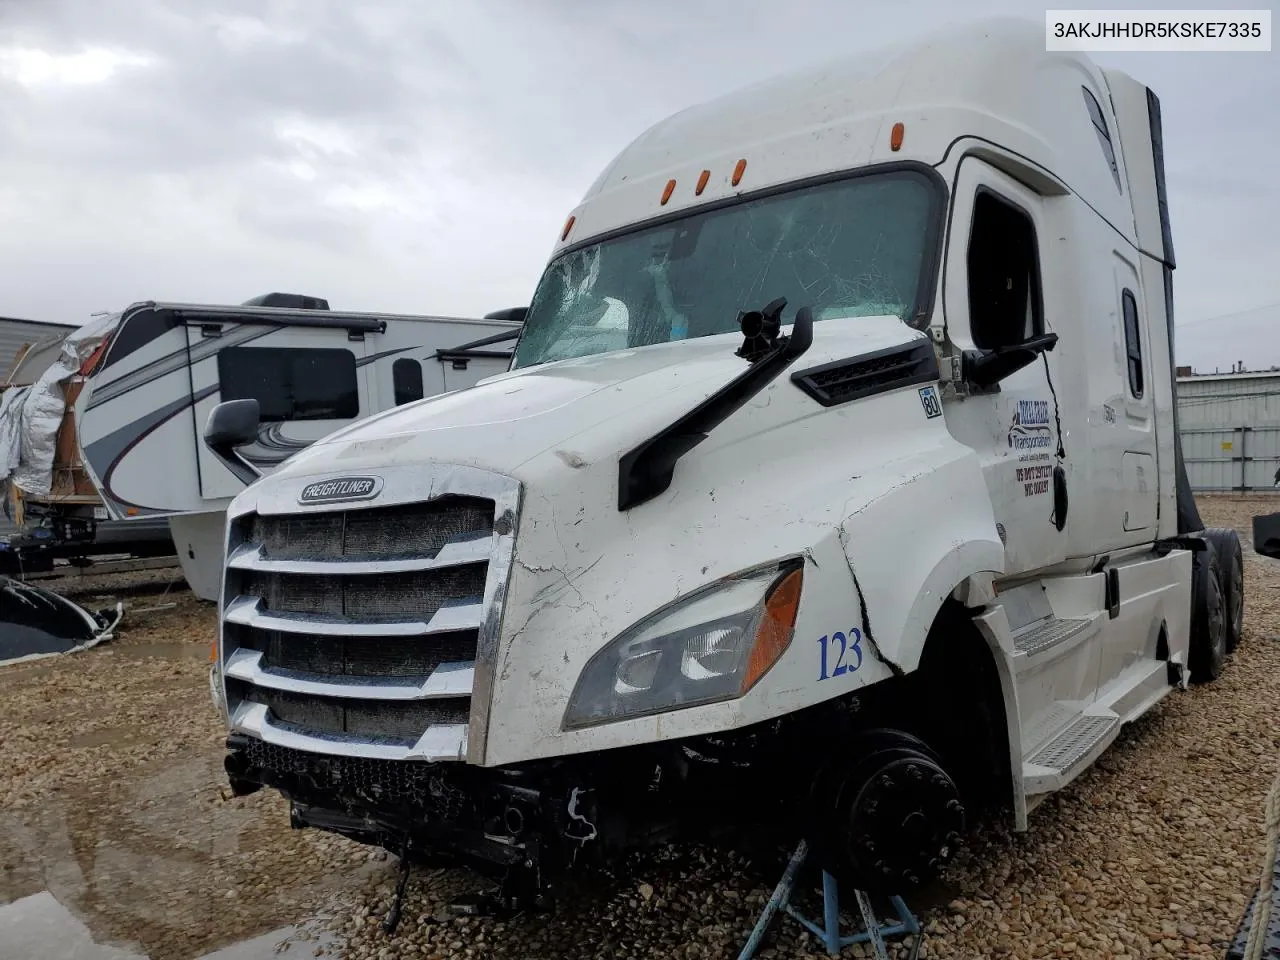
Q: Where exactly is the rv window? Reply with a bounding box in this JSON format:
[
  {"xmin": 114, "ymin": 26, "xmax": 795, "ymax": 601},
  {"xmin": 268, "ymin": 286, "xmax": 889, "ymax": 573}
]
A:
[
  {"xmin": 393, "ymin": 358, "xmax": 424, "ymax": 405},
  {"xmin": 217, "ymin": 347, "xmax": 359, "ymax": 422},
  {"xmin": 1081, "ymin": 87, "xmax": 1123, "ymax": 192},
  {"xmin": 1121, "ymin": 289, "xmax": 1144, "ymax": 398},
  {"xmin": 966, "ymin": 190, "xmax": 1043, "ymax": 350}
]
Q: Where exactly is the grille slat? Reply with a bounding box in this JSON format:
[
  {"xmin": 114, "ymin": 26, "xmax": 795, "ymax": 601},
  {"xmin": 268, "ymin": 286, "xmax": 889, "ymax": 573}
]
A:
[
  {"xmin": 233, "ymin": 625, "xmax": 479, "ymax": 678},
  {"xmin": 227, "ymin": 534, "xmax": 492, "ymax": 576},
  {"xmin": 221, "ymin": 492, "xmax": 499, "ymax": 752},
  {"xmin": 224, "ymin": 649, "xmax": 474, "ymax": 700},
  {"xmin": 231, "ymin": 682, "xmax": 472, "ymax": 741}
]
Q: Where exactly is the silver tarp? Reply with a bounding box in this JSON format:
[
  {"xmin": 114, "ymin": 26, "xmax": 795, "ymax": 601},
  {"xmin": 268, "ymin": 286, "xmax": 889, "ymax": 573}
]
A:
[
  {"xmin": 4, "ymin": 313, "xmax": 120, "ymax": 498},
  {"xmin": 0, "ymin": 386, "xmax": 27, "ymax": 486}
]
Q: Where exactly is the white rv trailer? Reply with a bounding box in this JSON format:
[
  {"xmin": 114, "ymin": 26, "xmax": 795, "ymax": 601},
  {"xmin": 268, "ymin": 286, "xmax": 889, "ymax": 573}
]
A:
[{"xmin": 75, "ymin": 294, "xmax": 522, "ymax": 600}]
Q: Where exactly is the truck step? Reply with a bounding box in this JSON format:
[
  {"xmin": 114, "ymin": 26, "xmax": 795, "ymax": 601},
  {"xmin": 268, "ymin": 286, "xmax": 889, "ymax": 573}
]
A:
[
  {"xmin": 1010, "ymin": 614, "xmax": 1101, "ymax": 674},
  {"xmin": 1022, "ymin": 709, "xmax": 1119, "ymax": 795}
]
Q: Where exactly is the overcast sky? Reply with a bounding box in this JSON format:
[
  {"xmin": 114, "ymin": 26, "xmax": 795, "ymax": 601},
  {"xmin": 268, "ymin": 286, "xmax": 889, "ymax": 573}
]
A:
[{"xmin": 0, "ymin": 0, "xmax": 1275, "ymax": 371}]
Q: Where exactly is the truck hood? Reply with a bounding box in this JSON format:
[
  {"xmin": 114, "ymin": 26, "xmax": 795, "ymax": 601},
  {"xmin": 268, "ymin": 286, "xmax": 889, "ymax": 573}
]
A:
[
  {"xmin": 226, "ymin": 312, "xmax": 1005, "ymax": 768},
  {"xmin": 276, "ymin": 313, "xmax": 920, "ymax": 482}
]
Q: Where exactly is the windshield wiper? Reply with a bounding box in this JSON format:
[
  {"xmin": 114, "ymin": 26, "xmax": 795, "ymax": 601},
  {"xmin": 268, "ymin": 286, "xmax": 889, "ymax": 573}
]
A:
[{"xmin": 617, "ymin": 298, "xmax": 814, "ymax": 511}]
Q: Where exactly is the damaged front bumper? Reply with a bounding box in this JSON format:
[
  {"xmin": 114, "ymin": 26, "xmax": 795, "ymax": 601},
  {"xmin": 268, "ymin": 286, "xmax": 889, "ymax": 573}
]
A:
[{"xmin": 221, "ymin": 729, "xmax": 770, "ymax": 900}]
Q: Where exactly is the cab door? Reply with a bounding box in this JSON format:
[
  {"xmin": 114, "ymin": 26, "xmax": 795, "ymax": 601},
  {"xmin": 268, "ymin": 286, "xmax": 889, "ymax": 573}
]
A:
[
  {"xmin": 938, "ymin": 156, "xmax": 1069, "ymax": 578},
  {"xmin": 188, "ymin": 324, "xmax": 372, "ymax": 503}
]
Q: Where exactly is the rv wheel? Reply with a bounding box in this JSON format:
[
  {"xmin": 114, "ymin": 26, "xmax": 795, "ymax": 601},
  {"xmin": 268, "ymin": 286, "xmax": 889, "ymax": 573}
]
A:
[
  {"xmin": 1202, "ymin": 527, "xmax": 1244, "ymax": 652},
  {"xmin": 1188, "ymin": 541, "xmax": 1226, "ymax": 684}
]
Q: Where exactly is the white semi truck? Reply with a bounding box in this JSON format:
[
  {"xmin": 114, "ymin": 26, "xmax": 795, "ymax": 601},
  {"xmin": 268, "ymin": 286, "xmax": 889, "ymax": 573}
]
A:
[{"xmin": 206, "ymin": 19, "xmax": 1245, "ymax": 907}]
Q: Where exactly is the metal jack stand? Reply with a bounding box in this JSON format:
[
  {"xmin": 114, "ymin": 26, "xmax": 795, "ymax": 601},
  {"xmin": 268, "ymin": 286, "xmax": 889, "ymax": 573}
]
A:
[{"xmin": 737, "ymin": 840, "xmax": 921, "ymax": 960}]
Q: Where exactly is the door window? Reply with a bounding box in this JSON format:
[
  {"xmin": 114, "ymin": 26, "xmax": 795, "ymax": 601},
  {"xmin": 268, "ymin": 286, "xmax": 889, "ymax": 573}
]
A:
[
  {"xmin": 1121, "ymin": 289, "xmax": 1144, "ymax": 398},
  {"xmin": 967, "ymin": 190, "xmax": 1043, "ymax": 350}
]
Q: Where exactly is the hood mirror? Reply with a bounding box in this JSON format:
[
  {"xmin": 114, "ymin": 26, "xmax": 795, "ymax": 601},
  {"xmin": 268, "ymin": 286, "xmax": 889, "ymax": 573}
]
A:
[{"xmin": 203, "ymin": 399, "xmax": 262, "ymax": 485}]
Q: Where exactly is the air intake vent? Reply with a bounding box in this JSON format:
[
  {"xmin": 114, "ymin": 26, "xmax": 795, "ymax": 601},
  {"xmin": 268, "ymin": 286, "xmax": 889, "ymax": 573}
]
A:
[{"xmin": 791, "ymin": 340, "xmax": 939, "ymax": 407}]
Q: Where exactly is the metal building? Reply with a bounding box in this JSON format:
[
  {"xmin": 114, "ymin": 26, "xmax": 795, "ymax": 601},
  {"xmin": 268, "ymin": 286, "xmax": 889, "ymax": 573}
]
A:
[
  {"xmin": 1177, "ymin": 370, "xmax": 1280, "ymax": 492},
  {"xmin": 1, "ymin": 316, "xmax": 78, "ymax": 538},
  {"xmin": 1, "ymin": 316, "xmax": 76, "ymax": 381}
]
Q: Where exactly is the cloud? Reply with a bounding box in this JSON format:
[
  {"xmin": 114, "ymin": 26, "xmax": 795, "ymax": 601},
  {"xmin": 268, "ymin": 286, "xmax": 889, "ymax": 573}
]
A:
[{"xmin": 0, "ymin": 0, "xmax": 1275, "ymax": 373}]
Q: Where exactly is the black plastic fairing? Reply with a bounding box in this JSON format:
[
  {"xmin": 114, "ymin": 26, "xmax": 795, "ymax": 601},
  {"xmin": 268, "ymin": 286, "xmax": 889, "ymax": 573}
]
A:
[
  {"xmin": 617, "ymin": 307, "xmax": 814, "ymax": 511},
  {"xmin": 1146, "ymin": 86, "xmax": 1201, "ymax": 534}
]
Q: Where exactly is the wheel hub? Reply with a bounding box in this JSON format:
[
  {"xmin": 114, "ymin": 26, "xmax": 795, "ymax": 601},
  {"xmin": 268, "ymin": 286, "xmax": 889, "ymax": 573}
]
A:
[{"xmin": 834, "ymin": 751, "xmax": 965, "ymax": 893}]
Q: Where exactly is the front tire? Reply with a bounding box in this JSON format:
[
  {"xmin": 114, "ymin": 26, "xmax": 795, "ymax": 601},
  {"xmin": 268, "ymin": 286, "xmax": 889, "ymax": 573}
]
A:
[{"xmin": 1189, "ymin": 541, "xmax": 1227, "ymax": 683}]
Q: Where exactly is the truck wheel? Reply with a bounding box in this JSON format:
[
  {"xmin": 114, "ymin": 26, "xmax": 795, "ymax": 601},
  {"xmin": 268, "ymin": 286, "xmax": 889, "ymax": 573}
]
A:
[
  {"xmin": 806, "ymin": 728, "xmax": 965, "ymax": 896},
  {"xmin": 1202, "ymin": 527, "xmax": 1244, "ymax": 652},
  {"xmin": 1188, "ymin": 541, "xmax": 1226, "ymax": 683}
]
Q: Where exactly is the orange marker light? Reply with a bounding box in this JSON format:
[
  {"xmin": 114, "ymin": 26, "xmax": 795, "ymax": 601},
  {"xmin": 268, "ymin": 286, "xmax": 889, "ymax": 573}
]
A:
[
  {"xmin": 731, "ymin": 158, "xmax": 747, "ymax": 186},
  {"xmin": 695, "ymin": 169, "xmax": 710, "ymax": 196},
  {"xmin": 890, "ymin": 122, "xmax": 905, "ymax": 152},
  {"xmin": 741, "ymin": 567, "xmax": 803, "ymax": 693},
  {"xmin": 661, "ymin": 179, "xmax": 676, "ymax": 205},
  {"xmin": 560, "ymin": 215, "xmax": 576, "ymax": 242}
]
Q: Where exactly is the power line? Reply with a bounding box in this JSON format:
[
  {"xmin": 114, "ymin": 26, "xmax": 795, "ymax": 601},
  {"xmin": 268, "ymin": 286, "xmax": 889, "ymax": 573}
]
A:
[{"xmin": 1178, "ymin": 300, "xmax": 1280, "ymax": 329}]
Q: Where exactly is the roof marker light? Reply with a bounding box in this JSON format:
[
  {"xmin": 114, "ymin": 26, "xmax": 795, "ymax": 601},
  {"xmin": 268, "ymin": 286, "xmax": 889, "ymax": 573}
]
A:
[
  {"xmin": 695, "ymin": 169, "xmax": 710, "ymax": 196},
  {"xmin": 890, "ymin": 122, "xmax": 905, "ymax": 152},
  {"xmin": 661, "ymin": 179, "xmax": 676, "ymax": 205},
  {"xmin": 731, "ymin": 159, "xmax": 747, "ymax": 186},
  {"xmin": 561, "ymin": 215, "xmax": 575, "ymax": 241}
]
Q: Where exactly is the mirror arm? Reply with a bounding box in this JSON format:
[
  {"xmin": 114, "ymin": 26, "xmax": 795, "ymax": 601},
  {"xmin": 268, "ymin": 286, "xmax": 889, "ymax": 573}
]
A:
[
  {"xmin": 208, "ymin": 440, "xmax": 262, "ymax": 486},
  {"xmin": 961, "ymin": 332, "xmax": 1059, "ymax": 388}
]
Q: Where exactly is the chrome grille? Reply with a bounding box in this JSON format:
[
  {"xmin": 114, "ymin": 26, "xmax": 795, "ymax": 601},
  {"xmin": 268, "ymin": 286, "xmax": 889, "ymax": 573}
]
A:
[{"xmin": 219, "ymin": 468, "xmax": 521, "ymax": 765}]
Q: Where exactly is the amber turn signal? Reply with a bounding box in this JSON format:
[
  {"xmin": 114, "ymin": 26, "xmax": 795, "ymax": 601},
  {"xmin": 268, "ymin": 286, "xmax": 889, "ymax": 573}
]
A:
[{"xmin": 741, "ymin": 567, "xmax": 803, "ymax": 693}]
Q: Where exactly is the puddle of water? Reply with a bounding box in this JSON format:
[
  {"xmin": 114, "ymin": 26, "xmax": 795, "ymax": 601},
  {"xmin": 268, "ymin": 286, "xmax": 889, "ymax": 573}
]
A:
[
  {"xmin": 196, "ymin": 926, "xmax": 331, "ymax": 960},
  {"xmin": 0, "ymin": 891, "xmax": 145, "ymax": 959},
  {"xmin": 0, "ymin": 891, "xmax": 333, "ymax": 960}
]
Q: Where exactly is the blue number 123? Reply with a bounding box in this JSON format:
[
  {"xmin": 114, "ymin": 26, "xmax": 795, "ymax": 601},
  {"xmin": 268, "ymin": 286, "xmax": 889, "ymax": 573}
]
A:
[{"xmin": 817, "ymin": 628, "xmax": 863, "ymax": 680}]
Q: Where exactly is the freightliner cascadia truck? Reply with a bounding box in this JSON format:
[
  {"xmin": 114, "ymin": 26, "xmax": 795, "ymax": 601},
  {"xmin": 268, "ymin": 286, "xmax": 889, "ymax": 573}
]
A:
[{"xmin": 203, "ymin": 18, "xmax": 1245, "ymax": 907}]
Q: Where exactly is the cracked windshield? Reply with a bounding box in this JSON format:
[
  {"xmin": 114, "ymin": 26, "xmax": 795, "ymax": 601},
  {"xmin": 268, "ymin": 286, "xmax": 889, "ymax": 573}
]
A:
[
  {"xmin": 511, "ymin": 172, "xmax": 936, "ymax": 368},
  {"xmin": 3, "ymin": 4, "xmax": 1279, "ymax": 960}
]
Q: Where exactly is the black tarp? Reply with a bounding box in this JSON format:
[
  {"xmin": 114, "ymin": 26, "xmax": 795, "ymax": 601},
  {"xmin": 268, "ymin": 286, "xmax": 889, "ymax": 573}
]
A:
[{"xmin": 0, "ymin": 577, "xmax": 121, "ymax": 665}]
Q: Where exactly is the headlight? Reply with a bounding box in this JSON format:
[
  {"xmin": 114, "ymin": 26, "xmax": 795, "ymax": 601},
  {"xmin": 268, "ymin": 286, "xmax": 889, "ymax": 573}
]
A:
[{"xmin": 563, "ymin": 560, "xmax": 803, "ymax": 729}]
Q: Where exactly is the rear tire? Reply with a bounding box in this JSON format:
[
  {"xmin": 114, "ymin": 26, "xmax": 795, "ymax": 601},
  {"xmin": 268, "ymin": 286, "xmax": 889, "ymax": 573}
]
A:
[
  {"xmin": 1188, "ymin": 541, "xmax": 1227, "ymax": 683},
  {"xmin": 1203, "ymin": 527, "xmax": 1244, "ymax": 652}
]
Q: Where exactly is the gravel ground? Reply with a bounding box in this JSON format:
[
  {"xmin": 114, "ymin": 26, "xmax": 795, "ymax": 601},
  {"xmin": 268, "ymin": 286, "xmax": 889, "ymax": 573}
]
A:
[{"xmin": 2, "ymin": 494, "xmax": 1278, "ymax": 960}]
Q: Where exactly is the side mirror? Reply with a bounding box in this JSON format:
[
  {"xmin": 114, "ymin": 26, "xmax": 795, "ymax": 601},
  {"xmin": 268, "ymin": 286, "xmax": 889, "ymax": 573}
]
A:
[
  {"xmin": 1253, "ymin": 512, "xmax": 1280, "ymax": 560},
  {"xmin": 961, "ymin": 332, "xmax": 1059, "ymax": 388},
  {"xmin": 203, "ymin": 399, "xmax": 262, "ymax": 484}
]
